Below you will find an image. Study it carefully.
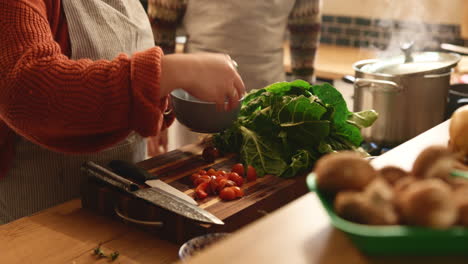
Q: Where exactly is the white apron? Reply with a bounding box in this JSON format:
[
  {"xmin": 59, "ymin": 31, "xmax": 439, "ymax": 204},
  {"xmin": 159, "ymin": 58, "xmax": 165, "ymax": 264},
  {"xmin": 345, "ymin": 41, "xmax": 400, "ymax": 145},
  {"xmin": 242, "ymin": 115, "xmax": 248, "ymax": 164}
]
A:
[
  {"xmin": 0, "ymin": 0, "xmax": 154, "ymax": 224},
  {"xmin": 168, "ymin": 0, "xmax": 295, "ymax": 150}
]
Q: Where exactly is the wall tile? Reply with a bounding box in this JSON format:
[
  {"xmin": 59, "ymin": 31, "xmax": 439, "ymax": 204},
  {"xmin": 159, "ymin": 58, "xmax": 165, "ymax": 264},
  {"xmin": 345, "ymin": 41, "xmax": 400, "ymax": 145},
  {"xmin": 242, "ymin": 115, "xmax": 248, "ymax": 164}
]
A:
[
  {"xmin": 337, "ymin": 16, "xmax": 353, "ymax": 24},
  {"xmin": 323, "ymin": 15, "xmax": 335, "ymax": 23},
  {"xmin": 319, "ymin": 14, "xmax": 464, "ymax": 51}
]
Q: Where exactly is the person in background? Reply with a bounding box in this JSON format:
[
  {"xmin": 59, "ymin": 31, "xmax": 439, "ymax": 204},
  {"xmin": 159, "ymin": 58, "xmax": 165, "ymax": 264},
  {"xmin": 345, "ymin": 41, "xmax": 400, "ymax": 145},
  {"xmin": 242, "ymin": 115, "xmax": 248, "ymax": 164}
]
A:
[
  {"xmin": 147, "ymin": 0, "xmax": 322, "ymax": 151},
  {"xmin": 0, "ymin": 0, "xmax": 244, "ymax": 224}
]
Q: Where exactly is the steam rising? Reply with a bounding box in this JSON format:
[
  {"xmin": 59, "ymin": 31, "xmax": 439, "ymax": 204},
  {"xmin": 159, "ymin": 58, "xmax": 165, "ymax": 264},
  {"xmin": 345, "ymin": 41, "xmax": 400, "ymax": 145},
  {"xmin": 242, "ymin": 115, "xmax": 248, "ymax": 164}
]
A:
[{"xmin": 376, "ymin": 0, "xmax": 440, "ymax": 58}]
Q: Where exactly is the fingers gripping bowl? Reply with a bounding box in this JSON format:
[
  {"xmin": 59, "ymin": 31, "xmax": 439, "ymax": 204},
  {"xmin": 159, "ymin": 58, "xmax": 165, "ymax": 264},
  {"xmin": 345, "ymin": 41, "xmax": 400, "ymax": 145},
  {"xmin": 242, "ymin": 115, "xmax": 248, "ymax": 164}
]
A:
[{"xmin": 170, "ymin": 89, "xmax": 242, "ymax": 133}]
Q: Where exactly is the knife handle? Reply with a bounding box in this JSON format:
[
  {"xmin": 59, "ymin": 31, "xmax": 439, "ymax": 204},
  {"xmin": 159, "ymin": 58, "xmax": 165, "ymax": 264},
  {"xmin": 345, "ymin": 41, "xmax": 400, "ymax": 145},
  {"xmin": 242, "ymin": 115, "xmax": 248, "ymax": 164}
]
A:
[
  {"xmin": 108, "ymin": 160, "xmax": 157, "ymax": 184},
  {"xmin": 81, "ymin": 161, "xmax": 139, "ymax": 192}
]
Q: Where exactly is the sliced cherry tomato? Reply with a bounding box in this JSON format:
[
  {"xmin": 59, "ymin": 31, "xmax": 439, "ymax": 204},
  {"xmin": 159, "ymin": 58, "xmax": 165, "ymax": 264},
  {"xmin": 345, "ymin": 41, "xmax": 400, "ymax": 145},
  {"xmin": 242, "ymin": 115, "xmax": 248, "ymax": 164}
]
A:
[
  {"xmin": 231, "ymin": 186, "xmax": 244, "ymax": 198},
  {"xmin": 231, "ymin": 163, "xmax": 245, "ymax": 177},
  {"xmin": 193, "ymin": 175, "xmax": 211, "ymax": 187},
  {"xmin": 208, "ymin": 176, "xmax": 219, "ymax": 194},
  {"xmin": 219, "ymin": 186, "xmax": 237, "ymax": 201},
  {"xmin": 195, "ymin": 182, "xmax": 210, "ymax": 200},
  {"xmin": 246, "ymin": 165, "xmax": 257, "ymax": 182},
  {"xmin": 216, "ymin": 178, "xmax": 236, "ymax": 193},
  {"xmin": 198, "ymin": 169, "xmax": 207, "ymax": 175},
  {"xmin": 207, "ymin": 168, "xmax": 217, "ymax": 176},
  {"xmin": 190, "ymin": 173, "xmax": 201, "ymax": 183},
  {"xmin": 228, "ymin": 172, "xmax": 243, "ymax": 187},
  {"xmin": 216, "ymin": 170, "xmax": 228, "ymax": 178}
]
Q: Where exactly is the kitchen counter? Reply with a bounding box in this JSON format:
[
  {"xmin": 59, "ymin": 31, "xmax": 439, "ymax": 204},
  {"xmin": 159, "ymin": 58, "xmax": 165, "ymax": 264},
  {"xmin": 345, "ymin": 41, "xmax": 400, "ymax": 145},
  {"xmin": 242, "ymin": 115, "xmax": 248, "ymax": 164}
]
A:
[
  {"xmin": 284, "ymin": 43, "xmax": 378, "ymax": 80},
  {"xmin": 182, "ymin": 120, "xmax": 468, "ymax": 264},
  {"xmin": 176, "ymin": 42, "xmax": 378, "ymax": 81},
  {"xmin": 1, "ymin": 120, "xmax": 465, "ymax": 264},
  {"xmin": 0, "ymin": 199, "xmax": 179, "ymax": 263}
]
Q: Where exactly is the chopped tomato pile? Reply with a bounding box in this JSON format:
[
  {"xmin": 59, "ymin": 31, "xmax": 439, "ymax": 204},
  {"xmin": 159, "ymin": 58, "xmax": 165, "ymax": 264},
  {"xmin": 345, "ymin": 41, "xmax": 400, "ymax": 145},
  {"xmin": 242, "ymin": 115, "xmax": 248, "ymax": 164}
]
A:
[{"xmin": 191, "ymin": 163, "xmax": 257, "ymax": 201}]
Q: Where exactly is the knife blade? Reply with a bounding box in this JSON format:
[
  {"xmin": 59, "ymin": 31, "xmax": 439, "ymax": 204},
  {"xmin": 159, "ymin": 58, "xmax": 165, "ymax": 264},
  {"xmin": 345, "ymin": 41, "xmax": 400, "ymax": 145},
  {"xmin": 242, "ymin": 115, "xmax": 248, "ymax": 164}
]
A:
[
  {"xmin": 107, "ymin": 160, "xmax": 197, "ymax": 205},
  {"xmin": 81, "ymin": 161, "xmax": 224, "ymax": 225}
]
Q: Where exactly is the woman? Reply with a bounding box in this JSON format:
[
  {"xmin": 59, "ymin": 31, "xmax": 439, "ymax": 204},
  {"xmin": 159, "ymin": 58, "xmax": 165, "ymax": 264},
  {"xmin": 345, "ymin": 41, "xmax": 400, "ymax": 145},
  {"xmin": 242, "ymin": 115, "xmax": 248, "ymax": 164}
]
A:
[
  {"xmin": 148, "ymin": 0, "xmax": 322, "ymax": 150},
  {"xmin": 0, "ymin": 0, "xmax": 244, "ymax": 224}
]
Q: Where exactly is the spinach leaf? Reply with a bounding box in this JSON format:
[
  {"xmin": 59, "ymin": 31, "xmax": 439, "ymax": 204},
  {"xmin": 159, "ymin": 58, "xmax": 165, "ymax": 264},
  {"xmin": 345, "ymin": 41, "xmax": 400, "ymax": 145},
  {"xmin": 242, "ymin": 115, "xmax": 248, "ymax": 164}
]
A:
[
  {"xmin": 281, "ymin": 149, "xmax": 314, "ymax": 178},
  {"xmin": 347, "ymin": 110, "xmax": 379, "ymax": 129},
  {"xmin": 311, "ymin": 82, "xmax": 350, "ymax": 124},
  {"xmin": 239, "ymin": 126, "xmax": 287, "ymax": 177}
]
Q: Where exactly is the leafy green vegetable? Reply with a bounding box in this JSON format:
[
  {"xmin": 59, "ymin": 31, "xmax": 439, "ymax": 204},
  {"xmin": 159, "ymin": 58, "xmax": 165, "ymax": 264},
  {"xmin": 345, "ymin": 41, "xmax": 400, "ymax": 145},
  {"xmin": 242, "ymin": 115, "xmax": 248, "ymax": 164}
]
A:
[
  {"xmin": 92, "ymin": 243, "xmax": 119, "ymax": 262},
  {"xmin": 213, "ymin": 80, "xmax": 378, "ymax": 178}
]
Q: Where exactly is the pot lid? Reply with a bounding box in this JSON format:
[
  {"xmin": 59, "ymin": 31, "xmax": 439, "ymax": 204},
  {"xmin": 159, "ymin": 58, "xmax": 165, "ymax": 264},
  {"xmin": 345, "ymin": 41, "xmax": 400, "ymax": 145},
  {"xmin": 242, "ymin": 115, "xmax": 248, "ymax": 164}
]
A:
[{"xmin": 360, "ymin": 52, "xmax": 461, "ymax": 75}]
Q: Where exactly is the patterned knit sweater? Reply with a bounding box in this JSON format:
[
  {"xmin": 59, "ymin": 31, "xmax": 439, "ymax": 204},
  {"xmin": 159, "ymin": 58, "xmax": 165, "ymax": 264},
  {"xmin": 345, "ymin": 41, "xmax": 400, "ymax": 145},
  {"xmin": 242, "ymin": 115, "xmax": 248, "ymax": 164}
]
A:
[
  {"xmin": 148, "ymin": 0, "xmax": 321, "ymax": 82},
  {"xmin": 0, "ymin": 0, "xmax": 171, "ymax": 178}
]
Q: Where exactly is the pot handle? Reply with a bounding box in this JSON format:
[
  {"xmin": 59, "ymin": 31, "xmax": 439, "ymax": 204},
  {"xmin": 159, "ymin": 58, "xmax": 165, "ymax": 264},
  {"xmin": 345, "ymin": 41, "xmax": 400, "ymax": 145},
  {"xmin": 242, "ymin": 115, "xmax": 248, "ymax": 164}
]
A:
[
  {"xmin": 458, "ymin": 98, "xmax": 468, "ymax": 107},
  {"xmin": 424, "ymin": 71, "xmax": 452, "ymax": 78},
  {"xmin": 354, "ymin": 78, "xmax": 402, "ymax": 93}
]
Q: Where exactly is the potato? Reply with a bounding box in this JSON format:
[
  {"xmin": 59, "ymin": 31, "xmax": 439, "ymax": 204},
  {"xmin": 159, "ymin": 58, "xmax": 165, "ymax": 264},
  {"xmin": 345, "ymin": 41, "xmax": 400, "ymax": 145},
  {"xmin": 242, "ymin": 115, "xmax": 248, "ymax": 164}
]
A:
[
  {"xmin": 334, "ymin": 192, "xmax": 398, "ymax": 225},
  {"xmin": 334, "ymin": 191, "xmax": 369, "ymax": 223},
  {"xmin": 334, "ymin": 177, "xmax": 398, "ymax": 225},
  {"xmin": 398, "ymin": 178, "xmax": 457, "ymax": 228},
  {"xmin": 449, "ymin": 105, "xmax": 468, "ymax": 157},
  {"xmin": 378, "ymin": 166, "xmax": 409, "ymax": 185},
  {"xmin": 448, "ymin": 177, "xmax": 468, "ymax": 190},
  {"xmin": 411, "ymin": 146, "xmax": 453, "ymax": 178},
  {"xmin": 394, "ymin": 176, "xmax": 418, "ymax": 195},
  {"xmin": 454, "ymin": 186, "xmax": 468, "ymax": 226},
  {"xmin": 425, "ymin": 157, "xmax": 456, "ymax": 181},
  {"xmin": 364, "ymin": 177, "xmax": 394, "ymax": 204},
  {"xmin": 315, "ymin": 151, "xmax": 376, "ymax": 193}
]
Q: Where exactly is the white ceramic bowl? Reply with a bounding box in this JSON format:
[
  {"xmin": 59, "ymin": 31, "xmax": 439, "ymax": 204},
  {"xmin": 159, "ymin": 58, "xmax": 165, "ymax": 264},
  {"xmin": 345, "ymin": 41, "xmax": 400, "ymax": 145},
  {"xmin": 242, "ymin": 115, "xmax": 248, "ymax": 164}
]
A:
[{"xmin": 178, "ymin": 233, "xmax": 230, "ymax": 261}]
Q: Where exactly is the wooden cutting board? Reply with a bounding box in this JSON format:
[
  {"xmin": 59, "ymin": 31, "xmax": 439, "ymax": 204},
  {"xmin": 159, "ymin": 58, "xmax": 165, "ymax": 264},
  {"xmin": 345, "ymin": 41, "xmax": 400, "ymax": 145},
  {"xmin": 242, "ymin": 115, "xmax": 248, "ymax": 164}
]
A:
[{"xmin": 81, "ymin": 140, "xmax": 308, "ymax": 244}]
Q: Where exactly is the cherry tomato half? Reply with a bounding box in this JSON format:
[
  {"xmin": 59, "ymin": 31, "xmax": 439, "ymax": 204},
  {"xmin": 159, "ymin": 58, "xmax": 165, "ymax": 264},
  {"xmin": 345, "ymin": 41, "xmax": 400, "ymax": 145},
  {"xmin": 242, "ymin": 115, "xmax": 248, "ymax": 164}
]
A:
[
  {"xmin": 190, "ymin": 173, "xmax": 201, "ymax": 183},
  {"xmin": 231, "ymin": 186, "xmax": 244, "ymax": 197},
  {"xmin": 219, "ymin": 186, "xmax": 237, "ymax": 201},
  {"xmin": 216, "ymin": 178, "xmax": 236, "ymax": 193},
  {"xmin": 195, "ymin": 182, "xmax": 210, "ymax": 199},
  {"xmin": 246, "ymin": 165, "xmax": 257, "ymax": 182},
  {"xmin": 193, "ymin": 175, "xmax": 211, "ymax": 187},
  {"xmin": 207, "ymin": 168, "xmax": 217, "ymax": 176},
  {"xmin": 231, "ymin": 163, "xmax": 245, "ymax": 177},
  {"xmin": 228, "ymin": 172, "xmax": 244, "ymax": 187}
]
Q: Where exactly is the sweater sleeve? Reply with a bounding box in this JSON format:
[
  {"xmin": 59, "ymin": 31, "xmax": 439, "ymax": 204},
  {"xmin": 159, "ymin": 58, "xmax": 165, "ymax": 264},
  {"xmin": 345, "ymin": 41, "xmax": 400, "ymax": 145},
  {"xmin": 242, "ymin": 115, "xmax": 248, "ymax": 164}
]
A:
[
  {"xmin": 288, "ymin": 0, "xmax": 322, "ymax": 83},
  {"xmin": 0, "ymin": 0, "xmax": 167, "ymax": 153},
  {"xmin": 147, "ymin": 0, "xmax": 187, "ymax": 54}
]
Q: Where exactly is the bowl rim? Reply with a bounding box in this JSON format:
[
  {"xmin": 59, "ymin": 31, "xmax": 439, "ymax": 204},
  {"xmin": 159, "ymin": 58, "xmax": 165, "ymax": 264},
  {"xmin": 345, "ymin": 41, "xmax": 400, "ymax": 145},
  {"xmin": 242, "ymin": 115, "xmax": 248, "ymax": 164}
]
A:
[
  {"xmin": 170, "ymin": 89, "xmax": 244, "ymax": 105},
  {"xmin": 178, "ymin": 232, "xmax": 230, "ymax": 260}
]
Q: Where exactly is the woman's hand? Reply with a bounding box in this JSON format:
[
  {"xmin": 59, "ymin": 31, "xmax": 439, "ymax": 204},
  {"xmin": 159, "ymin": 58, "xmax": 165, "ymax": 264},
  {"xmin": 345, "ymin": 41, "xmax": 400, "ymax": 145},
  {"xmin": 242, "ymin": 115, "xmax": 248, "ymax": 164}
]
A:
[
  {"xmin": 147, "ymin": 129, "xmax": 168, "ymax": 157},
  {"xmin": 160, "ymin": 53, "xmax": 245, "ymax": 111}
]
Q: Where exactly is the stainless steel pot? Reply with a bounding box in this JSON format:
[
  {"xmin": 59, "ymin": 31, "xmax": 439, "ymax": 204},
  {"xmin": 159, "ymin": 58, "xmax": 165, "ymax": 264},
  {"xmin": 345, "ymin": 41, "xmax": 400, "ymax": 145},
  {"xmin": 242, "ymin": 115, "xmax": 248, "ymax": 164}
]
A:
[{"xmin": 352, "ymin": 52, "xmax": 461, "ymax": 146}]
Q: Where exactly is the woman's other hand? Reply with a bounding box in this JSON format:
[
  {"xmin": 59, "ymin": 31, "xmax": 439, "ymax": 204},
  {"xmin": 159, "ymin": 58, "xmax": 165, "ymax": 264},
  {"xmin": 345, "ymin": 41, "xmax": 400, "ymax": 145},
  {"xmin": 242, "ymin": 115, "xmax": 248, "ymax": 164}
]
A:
[
  {"xmin": 160, "ymin": 53, "xmax": 245, "ymax": 111},
  {"xmin": 147, "ymin": 129, "xmax": 168, "ymax": 157}
]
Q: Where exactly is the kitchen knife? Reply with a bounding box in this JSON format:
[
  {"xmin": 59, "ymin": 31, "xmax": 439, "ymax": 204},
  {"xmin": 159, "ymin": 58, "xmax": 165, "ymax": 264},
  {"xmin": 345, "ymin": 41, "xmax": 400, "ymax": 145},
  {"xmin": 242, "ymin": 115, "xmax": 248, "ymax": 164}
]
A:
[
  {"xmin": 107, "ymin": 160, "xmax": 198, "ymax": 205},
  {"xmin": 81, "ymin": 161, "xmax": 224, "ymax": 225}
]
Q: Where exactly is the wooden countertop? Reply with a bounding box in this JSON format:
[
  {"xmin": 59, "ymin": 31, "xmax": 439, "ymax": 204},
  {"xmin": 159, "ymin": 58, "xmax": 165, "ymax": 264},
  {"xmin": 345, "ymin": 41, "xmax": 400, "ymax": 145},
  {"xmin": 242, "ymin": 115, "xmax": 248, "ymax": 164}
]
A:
[
  {"xmin": 176, "ymin": 42, "xmax": 377, "ymax": 81},
  {"xmin": 284, "ymin": 43, "xmax": 377, "ymax": 80},
  {"xmin": 182, "ymin": 120, "xmax": 468, "ymax": 264},
  {"xmin": 1, "ymin": 121, "xmax": 464, "ymax": 264},
  {"xmin": 0, "ymin": 199, "xmax": 179, "ymax": 264},
  {"xmin": 315, "ymin": 44, "xmax": 376, "ymax": 80}
]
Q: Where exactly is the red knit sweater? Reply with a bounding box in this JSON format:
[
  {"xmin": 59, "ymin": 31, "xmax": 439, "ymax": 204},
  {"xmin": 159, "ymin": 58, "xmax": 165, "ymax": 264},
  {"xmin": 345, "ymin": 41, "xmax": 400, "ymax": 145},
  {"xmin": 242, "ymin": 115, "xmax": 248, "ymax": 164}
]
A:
[{"xmin": 0, "ymin": 0, "xmax": 171, "ymax": 178}]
